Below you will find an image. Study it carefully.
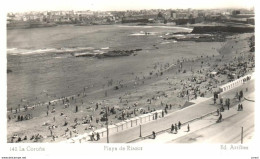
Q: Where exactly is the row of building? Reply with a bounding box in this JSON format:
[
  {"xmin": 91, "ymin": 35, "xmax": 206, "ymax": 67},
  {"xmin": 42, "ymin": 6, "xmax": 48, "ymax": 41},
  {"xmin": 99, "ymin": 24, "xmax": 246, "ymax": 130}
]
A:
[{"xmin": 7, "ymin": 8, "xmax": 254, "ymax": 25}]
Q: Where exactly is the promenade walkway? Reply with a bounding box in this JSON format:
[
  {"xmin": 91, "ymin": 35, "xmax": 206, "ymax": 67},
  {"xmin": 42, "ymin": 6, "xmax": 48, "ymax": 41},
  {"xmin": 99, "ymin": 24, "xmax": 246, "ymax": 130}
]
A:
[{"xmin": 90, "ymin": 79, "xmax": 254, "ymax": 143}]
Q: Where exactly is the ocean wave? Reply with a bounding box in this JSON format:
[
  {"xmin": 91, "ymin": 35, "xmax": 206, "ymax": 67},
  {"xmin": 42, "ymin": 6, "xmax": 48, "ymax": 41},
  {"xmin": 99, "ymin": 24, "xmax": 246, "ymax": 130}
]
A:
[
  {"xmin": 7, "ymin": 48, "xmax": 17, "ymax": 51},
  {"xmin": 101, "ymin": 47, "xmax": 109, "ymax": 50},
  {"xmin": 160, "ymin": 41, "xmax": 177, "ymax": 44},
  {"xmin": 7, "ymin": 47, "xmax": 97, "ymax": 55},
  {"xmin": 129, "ymin": 31, "xmax": 157, "ymax": 36},
  {"xmin": 118, "ymin": 25, "xmax": 193, "ymax": 31}
]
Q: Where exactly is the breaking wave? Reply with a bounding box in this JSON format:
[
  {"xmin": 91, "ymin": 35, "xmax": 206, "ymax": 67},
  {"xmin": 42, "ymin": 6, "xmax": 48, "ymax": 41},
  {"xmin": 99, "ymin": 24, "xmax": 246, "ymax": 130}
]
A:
[
  {"xmin": 6, "ymin": 47, "xmax": 100, "ymax": 55},
  {"xmin": 118, "ymin": 25, "xmax": 193, "ymax": 31}
]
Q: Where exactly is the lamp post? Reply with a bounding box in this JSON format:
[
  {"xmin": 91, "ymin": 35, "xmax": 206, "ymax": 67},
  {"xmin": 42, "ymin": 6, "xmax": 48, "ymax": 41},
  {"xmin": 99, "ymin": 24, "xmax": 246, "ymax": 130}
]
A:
[
  {"xmin": 139, "ymin": 124, "xmax": 142, "ymax": 137},
  {"xmin": 241, "ymin": 127, "xmax": 243, "ymax": 144},
  {"xmin": 106, "ymin": 106, "xmax": 109, "ymax": 143}
]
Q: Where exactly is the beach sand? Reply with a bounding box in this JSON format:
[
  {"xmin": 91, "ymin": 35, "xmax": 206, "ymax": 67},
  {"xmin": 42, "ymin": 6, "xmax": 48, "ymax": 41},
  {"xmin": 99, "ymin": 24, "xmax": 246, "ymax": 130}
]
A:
[{"xmin": 7, "ymin": 32, "xmax": 254, "ymax": 143}]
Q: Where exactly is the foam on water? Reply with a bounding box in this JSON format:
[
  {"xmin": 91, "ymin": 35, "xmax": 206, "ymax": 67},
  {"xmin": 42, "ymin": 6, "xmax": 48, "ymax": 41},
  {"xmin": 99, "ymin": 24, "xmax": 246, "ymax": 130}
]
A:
[
  {"xmin": 101, "ymin": 47, "xmax": 109, "ymax": 50},
  {"xmin": 160, "ymin": 41, "xmax": 177, "ymax": 44},
  {"xmin": 118, "ymin": 25, "xmax": 193, "ymax": 31},
  {"xmin": 7, "ymin": 47, "xmax": 96, "ymax": 55},
  {"xmin": 129, "ymin": 31, "xmax": 157, "ymax": 36}
]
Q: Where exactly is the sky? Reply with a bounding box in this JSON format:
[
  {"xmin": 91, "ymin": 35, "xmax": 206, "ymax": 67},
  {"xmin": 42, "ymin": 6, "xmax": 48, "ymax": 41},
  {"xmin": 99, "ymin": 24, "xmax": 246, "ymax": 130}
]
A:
[{"xmin": 4, "ymin": 0, "xmax": 255, "ymax": 12}]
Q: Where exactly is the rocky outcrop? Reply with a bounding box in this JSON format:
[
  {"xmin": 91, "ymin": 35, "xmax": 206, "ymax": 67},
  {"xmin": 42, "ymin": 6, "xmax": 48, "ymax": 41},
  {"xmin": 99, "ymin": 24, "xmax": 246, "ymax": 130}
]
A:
[
  {"xmin": 74, "ymin": 49, "xmax": 142, "ymax": 58},
  {"xmin": 192, "ymin": 26, "xmax": 254, "ymax": 34}
]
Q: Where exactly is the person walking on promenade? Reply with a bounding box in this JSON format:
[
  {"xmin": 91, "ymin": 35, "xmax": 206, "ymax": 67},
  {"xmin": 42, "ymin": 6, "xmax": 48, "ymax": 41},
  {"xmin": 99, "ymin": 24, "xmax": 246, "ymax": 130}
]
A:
[
  {"xmin": 152, "ymin": 131, "xmax": 156, "ymax": 139},
  {"xmin": 238, "ymin": 104, "xmax": 241, "ymax": 111},
  {"xmin": 171, "ymin": 124, "xmax": 174, "ymax": 133},
  {"xmin": 220, "ymin": 105, "xmax": 224, "ymax": 112},
  {"xmin": 227, "ymin": 98, "xmax": 230, "ymax": 110},
  {"xmin": 217, "ymin": 113, "xmax": 222, "ymax": 123},
  {"xmin": 240, "ymin": 90, "xmax": 244, "ymax": 98},
  {"xmin": 175, "ymin": 124, "xmax": 178, "ymax": 133},
  {"xmin": 178, "ymin": 121, "xmax": 182, "ymax": 129}
]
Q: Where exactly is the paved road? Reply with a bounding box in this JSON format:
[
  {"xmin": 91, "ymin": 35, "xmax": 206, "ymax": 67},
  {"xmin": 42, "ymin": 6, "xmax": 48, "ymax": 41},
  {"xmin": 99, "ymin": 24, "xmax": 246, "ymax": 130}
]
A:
[
  {"xmin": 93, "ymin": 79, "xmax": 254, "ymax": 143},
  {"xmin": 170, "ymin": 93, "xmax": 254, "ymax": 143}
]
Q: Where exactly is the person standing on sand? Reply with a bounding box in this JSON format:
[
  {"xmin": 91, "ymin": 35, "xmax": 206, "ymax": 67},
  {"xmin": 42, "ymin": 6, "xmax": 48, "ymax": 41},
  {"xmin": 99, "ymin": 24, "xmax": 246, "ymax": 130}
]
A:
[
  {"xmin": 76, "ymin": 105, "xmax": 78, "ymax": 113},
  {"xmin": 187, "ymin": 124, "xmax": 190, "ymax": 132}
]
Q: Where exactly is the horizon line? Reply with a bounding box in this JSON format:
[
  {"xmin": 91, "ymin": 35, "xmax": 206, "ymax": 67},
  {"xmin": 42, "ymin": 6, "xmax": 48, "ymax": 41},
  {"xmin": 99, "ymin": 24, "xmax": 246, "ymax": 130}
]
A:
[{"xmin": 8, "ymin": 6, "xmax": 254, "ymax": 14}]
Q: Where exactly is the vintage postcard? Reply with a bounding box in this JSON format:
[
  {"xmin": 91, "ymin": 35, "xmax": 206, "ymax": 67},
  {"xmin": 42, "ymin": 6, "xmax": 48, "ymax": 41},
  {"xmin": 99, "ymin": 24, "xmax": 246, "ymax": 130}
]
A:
[{"xmin": 0, "ymin": 0, "xmax": 258, "ymax": 158}]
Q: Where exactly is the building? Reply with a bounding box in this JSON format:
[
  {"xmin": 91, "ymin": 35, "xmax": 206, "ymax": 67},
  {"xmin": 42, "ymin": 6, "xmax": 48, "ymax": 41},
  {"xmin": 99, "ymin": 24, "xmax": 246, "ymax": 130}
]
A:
[
  {"xmin": 247, "ymin": 17, "xmax": 255, "ymax": 25},
  {"xmin": 232, "ymin": 10, "xmax": 241, "ymax": 16},
  {"xmin": 122, "ymin": 14, "xmax": 157, "ymax": 23},
  {"xmin": 171, "ymin": 11, "xmax": 177, "ymax": 19}
]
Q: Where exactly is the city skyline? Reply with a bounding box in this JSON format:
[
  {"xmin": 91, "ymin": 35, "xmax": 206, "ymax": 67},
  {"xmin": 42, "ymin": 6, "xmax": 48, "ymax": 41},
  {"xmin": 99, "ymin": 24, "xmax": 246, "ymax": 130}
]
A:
[{"xmin": 5, "ymin": 0, "xmax": 254, "ymax": 13}]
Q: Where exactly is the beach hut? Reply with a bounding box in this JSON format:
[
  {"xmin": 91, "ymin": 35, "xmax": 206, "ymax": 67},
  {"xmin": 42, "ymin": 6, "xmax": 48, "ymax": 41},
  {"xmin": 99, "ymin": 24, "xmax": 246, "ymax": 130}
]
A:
[
  {"xmin": 130, "ymin": 117, "xmax": 140, "ymax": 127},
  {"xmin": 124, "ymin": 119, "xmax": 132, "ymax": 128},
  {"xmin": 115, "ymin": 121, "xmax": 127, "ymax": 132},
  {"xmin": 108, "ymin": 125, "xmax": 117, "ymax": 134},
  {"xmin": 147, "ymin": 113, "xmax": 153, "ymax": 121}
]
